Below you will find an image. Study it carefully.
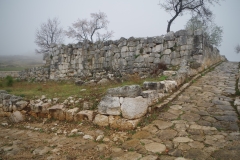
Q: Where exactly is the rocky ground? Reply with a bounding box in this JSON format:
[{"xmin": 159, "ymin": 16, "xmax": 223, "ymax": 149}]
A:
[{"xmin": 1, "ymin": 61, "xmax": 240, "ymax": 160}]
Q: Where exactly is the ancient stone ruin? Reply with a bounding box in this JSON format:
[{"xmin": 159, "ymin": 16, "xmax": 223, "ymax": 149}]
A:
[{"xmin": 19, "ymin": 29, "xmax": 226, "ymax": 82}]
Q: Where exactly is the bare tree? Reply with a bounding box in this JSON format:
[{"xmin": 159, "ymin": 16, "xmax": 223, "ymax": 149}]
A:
[
  {"xmin": 65, "ymin": 11, "xmax": 114, "ymax": 43},
  {"xmin": 35, "ymin": 17, "xmax": 64, "ymax": 53},
  {"xmin": 185, "ymin": 16, "xmax": 223, "ymax": 47},
  {"xmin": 235, "ymin": 44, "xmax": 240, "ymax": 54},
  {"xmin": 159, "ymin": 0, "xmax": 221, "ymax": 32}
]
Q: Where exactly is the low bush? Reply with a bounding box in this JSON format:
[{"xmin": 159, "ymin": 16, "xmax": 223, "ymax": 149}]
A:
[{"xmin": 5, "ymin": 76, "xmax": 14, "ymax": 86}]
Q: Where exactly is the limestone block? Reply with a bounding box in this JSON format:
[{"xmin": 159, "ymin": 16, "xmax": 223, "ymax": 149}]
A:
[
  {"xmin": 66, "ymin": 107, "xmax": 79, "ymax": 121},
  {"xmin": 48, "ymin": 104, "xmax": 66, "ymax": 120},
  {"xmin": 121, "ymin": 96, "xmax": 148, "ymax": 119},
  {"xmin": 148, "ymin": 57, "xmax": 154, "ymax": 63},
  {"xmin": 121, "ymin": 46, "xmax": 129, "ymax": 52},
  {"xmin": 168, "ymin": 41, "xmax": 175, "ymax": 48},
  {"xmin": 142, "ymin": 90, "xmax": 159, "ymax": 105},
  {"xmin": 9, "ymin": 111, "xmax": 25, "ymax": 123},
  {"xmin": 149, "ymin": 53, "xmax": 155, "ymax": 57},
  {"xmin": 163, "ymin": 71, "xmax": 177, "ymax": 77},
  {"xmin": 161, "ymin": 80, "xmax": 178, "ymax": 93},
  {"xmin": 135, "ymin": 55, "xmax": 144, "ymax": 63},
  {"xmin": 177, "ymin": 36, "xmax": 187, "ymax": 45},
  {"xmin": 136, "ymin": 44, "xmax": 143, "ymax": 50},
  {"xmin": 164, "ymin": 31, "xmax": 175, "ymax": 41},
  {"xmin": 171, "ymin": 58, "xmax": 181, "ymax": 66},
  {"xmin": 155, "ymin": 36, "xmax": 164, "ymax": 44},
  {"xmin": 129, "ymin": 47, "xmax": 136, "ymax": 52},
  {"xmin": 109, "ymin": 116, "xmax": 141, "ymax": 130},
  {"xmin": 74, "ymin": 110, "xmax": 94, "ymax": 121},
  {"xmin": 143, "ymin": 82, "xmax": 164, "ymax": 91},
  {"xmin": 163, "ymin": 49, "xmax": 171, "ymax": 55},
  {"xmin": 180, "ymin": 50, "xmax": 189, "ymax": 57},
  {"xmin": 107, "ymin": 85, "xmax": 142, "ymax": 98},
  {"xmin": 153, "ymin": 44, "xmax": 164, "ymax": 53},
  {"xmin": 171, "ymin": 51, "xmax": 180, "ymax": 59},
  {"xmin": 93, "ymin": 114, "xmax": 109, "ymax": 127},
  {"xmin": 98, "ymin": 96, "xmax": 121, "ymax": 116},
  {"xmin": 148, "ymin": 43, "xmax": 155, "ymax": 48},
  {"xmin": 160, "ymin": 55, "xmax": 171, "ymax": 65},
  {"xmin": 128, "ymin": 41, "xmax": 136, "ymax": 47},
  {"xmin": 175, "ymin": 30, "xmax": 187, "ymax": 37},
  {"xmin": 153, "ymin": 58, "xmax": 160, "ymax": 64},
  {"xmin": 15, "ymin": 100, "xmax": 28, "ymax": 111}
]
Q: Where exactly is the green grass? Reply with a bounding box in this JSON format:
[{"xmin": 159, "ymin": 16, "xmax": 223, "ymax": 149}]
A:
[
  {"xmin": 0, "ymin": 67, "xmax": 26, "ymax": 71},
  {"xmin": 159, "ymin": 75, "xmax": 168, "ymax": 81},
  {"xmin": 0, "ymin": 75, "xmax": 163, "ymax": 105}
]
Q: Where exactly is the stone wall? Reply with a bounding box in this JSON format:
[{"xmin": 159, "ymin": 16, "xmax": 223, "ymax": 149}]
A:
[
  {"xmin": 19, "ymin": 29, "xmax": 224, "ymax": 81},
  {"xmin": 0, "ymin": 71, "xmax": 20, "ymax": 79}
]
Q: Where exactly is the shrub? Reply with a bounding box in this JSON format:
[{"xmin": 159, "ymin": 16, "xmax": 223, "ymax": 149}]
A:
[
  {"xmin": 5, "ymin": 76, "xmax": 14, "ymax": 87},
  {"xmin": 151, "ymin": 62, "xmax": 168, "ymax": 76}
]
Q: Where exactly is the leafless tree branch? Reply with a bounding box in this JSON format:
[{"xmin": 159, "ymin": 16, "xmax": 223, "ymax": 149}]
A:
[
  {"xmin": 35, "ymin": 17, "xmax": 64, "ymax": 54},
  {"xmin": 159, "ymin": 0, "xmax": 222, "ymax": 32},
  {"xmin": 65, "ymin": 11, "xmax": 114, "ymax": 43}
]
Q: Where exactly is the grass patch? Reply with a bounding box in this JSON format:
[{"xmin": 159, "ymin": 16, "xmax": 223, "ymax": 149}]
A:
[{"xmin": 159, "ymin": 75, "xmax": 168, "ymax": 81}]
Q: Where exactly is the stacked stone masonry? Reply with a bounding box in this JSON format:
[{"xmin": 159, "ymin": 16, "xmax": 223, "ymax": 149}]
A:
[{"xmin": 19, "ymin": 29, "xmax": 225, "ymax": 81}]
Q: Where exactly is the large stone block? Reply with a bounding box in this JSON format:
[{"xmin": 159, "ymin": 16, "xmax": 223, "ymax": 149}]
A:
[
  {"xmin": 121, "ymin": 46, "xmax": 129, "ymax": 52},
  {"xmin": 107, "ymin": 85, "xmax": 142, "ymax": 98},
  {"xmin": 142, "ymin": 90, "xmax": 159, "ymax": 105},
  {"xmin": 121, "ymin": 96, "xmax": 148, "ymax": 119},
  {"xmin": 98, "ymin": 96, "xmax": 121, "ymax": 115},
  {"xmin": 9, "ymin": 111, "xmax": 25, "ymax": 123},
  {"xmin": 164, "ymin": 31, "xmax": 175, "ymax": 41},
  {"xmin": 153, "ymin": 44, "xmax": 164, "ymax": 52},
  {"xmin": 74, "ymin": 110, "xmax": 94, "ymax": 121},
  {"xmin": 109, "ymin": 116, "xmax": 141, "ymax": 130},
  {"xmin": 93, "ymin": 114, "xmax": 109, "ymax": 127},
  {"xmin": 15, "ymin": 100, "xmax": 28, "ymax": 111},
  {"xmin": 143, "ymin": 82, "xmax": 164, "ymax": 91},
  {"xmin": 48, "ymin": 104, "xmax": 66, "ymax": 120},
  {"xmin": 66, "ymin": 107, "xmax": 79, "ymax": 121},
  {"xmin": 177, "ymin": 36, "xmax": 187, "ymax": 45},
  {"xmin": 175, "ymin": 30, "xmax": 187, "ymax": 37}
]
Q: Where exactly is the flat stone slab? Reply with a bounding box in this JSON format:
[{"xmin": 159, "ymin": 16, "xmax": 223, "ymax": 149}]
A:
[
  {"xmin": 152, "ymin": 120, "xmax": 173, "ymax": 129},
  {"xmin": 173, "ymin": 137, "xmax": 193, "ymax": 143},
  {"xmin": 145, "ymin": 142, "xmax": 166, "ymax": 153}
]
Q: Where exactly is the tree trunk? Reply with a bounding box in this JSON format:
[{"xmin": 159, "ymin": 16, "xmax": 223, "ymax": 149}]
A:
[{"xmin": 166, "ymin": 13, "xmax": 179, "ymax": 32}]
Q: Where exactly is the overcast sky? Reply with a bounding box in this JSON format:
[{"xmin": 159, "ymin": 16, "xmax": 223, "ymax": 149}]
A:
[{"xmin": 0, "ymin": 0, "xmax": 240, "ymax": 61}]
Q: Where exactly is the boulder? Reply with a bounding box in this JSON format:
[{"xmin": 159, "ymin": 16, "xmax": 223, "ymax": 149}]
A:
[
  {"xmin": 93, "ymin": 114, "xmax": 109, "ymax": 127},
  {"xmin": 107, "ymin": 85, "xmax": 142, "ymax": 98},
  {"xmin": 9, "ymin": 111, "xmax": 25, "ymax": 123},
  {"xmin": 98, "ymin": 96, "xmax": 121, "ymax": 115},
  {"xmin": 121, "ymin": 96, "xmax": 148, "ymax": 119}
]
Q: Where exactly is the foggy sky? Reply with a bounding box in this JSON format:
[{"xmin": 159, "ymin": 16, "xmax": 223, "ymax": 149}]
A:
[{"xmin": 0, "ymin": 0, "xmax": 239, "ymax": 61}]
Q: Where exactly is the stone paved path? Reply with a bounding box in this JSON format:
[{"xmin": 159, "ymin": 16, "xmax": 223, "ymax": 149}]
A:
[{"xmin": 1, "ymin": 62, "xmax": 240, "ymax": 160}]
